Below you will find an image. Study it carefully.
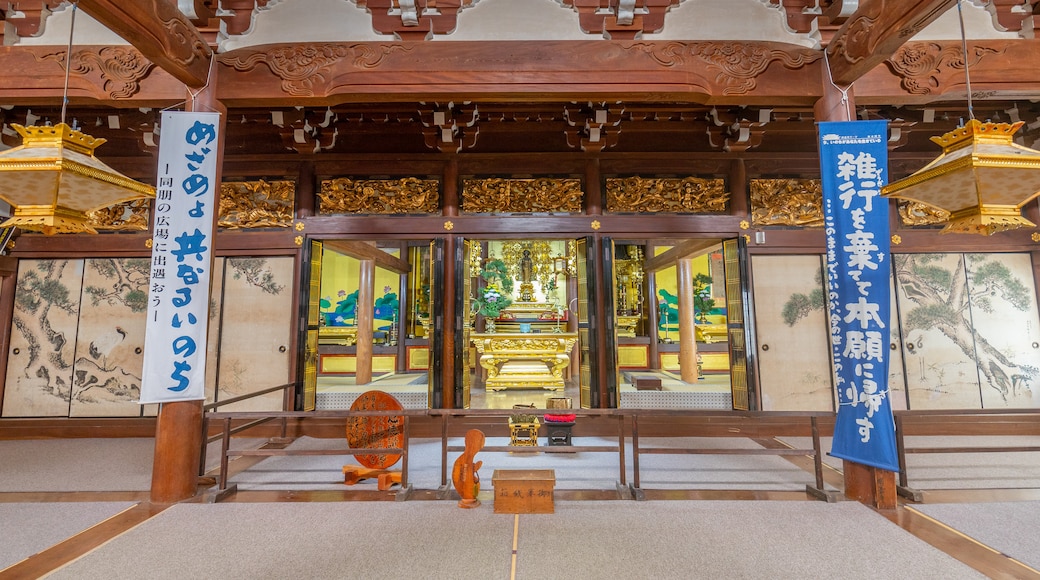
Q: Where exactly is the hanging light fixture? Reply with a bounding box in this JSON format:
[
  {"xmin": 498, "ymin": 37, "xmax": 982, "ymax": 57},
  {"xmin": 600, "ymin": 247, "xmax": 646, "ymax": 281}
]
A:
[
  {"xmin": 880, "ymin": 0, "xmax": 1040, "ymax": 235},
  {"xmin": 0, "ymin": 2, "xmax": 155, "ymax": 235}
]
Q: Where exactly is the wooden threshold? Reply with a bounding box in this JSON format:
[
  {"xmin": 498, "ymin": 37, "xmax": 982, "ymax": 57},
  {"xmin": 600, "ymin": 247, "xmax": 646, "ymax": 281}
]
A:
[
  {"xmin": 0, "ymin": 502, "xmax": 169, "ymax": 580},
  {"xmin": 886, "ymin": 505, "xmax": 1040, "ymax": 580}
]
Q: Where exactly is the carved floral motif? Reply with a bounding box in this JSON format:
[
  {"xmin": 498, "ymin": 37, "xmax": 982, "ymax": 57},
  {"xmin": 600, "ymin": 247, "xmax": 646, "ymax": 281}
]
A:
[
  {"xmin": 628, "ymin": 42, "xmax": 821, "ymax": 95},
  {"xmin": 319, "ymin": 177, "xmax": 439, "ymax": 215},
  {"xmin": 887, "ymin": 42, "xmax": 1001, "ymax": 95},
  {"xmin": 39, "ymin": 47, "xmax": 154, "ymax": 100},
  {"xmin": 218, "ymin": 180, "xmax": 296, "ymax": 228},
  {"xmin": 750, "ymin": 179, "xmax": 822, "ymax": 227},
  {"xmin": 461, "ymin": 178, "xmax": 583, "ymax": 214},
  {"xmin": 898, "ymin": 200, "xmax": 949, "ymax": 227},
  {"xmin": 220, "ymin": 44, "xmax": 414, "ymax": 97},
  {"xmin": 606, "ymin": 176, "xmax": 727, "ymax": 213},
  {"xmin": 87, "ymin": 199, "xmax": 151, "ymax": 231}
]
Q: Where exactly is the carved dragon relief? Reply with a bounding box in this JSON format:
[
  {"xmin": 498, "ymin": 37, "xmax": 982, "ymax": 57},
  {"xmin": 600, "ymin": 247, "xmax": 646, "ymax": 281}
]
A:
[
  {"xmin": 886, "ymin": 42, "xmax": 1002, "ymax": 95},
  {"xmin": 627, "ymin": 42, "xmax": 821, "ymax": 95},
  {"xmin": 220, "ymin": 44, "xmax": 415, "ymax": 97},
  {"xmin": 37, "ymin": 47, "xmax": 155, "ymax": 100}
]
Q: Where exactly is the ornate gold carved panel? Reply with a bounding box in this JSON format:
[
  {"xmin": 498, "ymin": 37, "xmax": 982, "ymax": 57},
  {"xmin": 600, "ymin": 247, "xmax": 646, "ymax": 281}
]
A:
[
  {"xmin": 750, "ymin": 178, "xmax": 822, "ymax": 227},
  {"xmin": 461, "ymin": 178, "xmax": 583, "ymax": 214},
  {"xmin": 319, "ymin": 177, "xmax": 439, "ymax": 215},
  {"xmin": 898, "ymin": 200, "xmax": 949, "ymax": 227},
  {"xmin": 219, "ymin": 180, "xmax": 296, "ymax": 228},
  {"xmin": 606, "ymin": 176, "xmax": 727, "ymax": 213},
  {"xmin": 87, "ymin": 199, "xmax": 151, "ymax": 231}
]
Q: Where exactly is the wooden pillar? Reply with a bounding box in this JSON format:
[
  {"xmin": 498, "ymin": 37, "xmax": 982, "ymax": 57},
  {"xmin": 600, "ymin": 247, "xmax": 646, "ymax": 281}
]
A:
[
  {"xmin": 645, "ymin": 242, "xmax": 659, "ymax": 370},
  {"xmin": 295, "ymin": 161, "xmax": 315, "ymax": 218},
  {"xmin": 356, "ymin": 258, "xmax": 375, "ymax": 385},
  {"xmin": 151, "ymin": 84, "xmax": 225, "ymax": 504},
  {"xmin": 396, "ymin": 242, "xmax": 408, "ymax": 373},
  {"xmin": 816, "ymin": 77, "xmax": 897, "ymax": 509},
  {"xmin": 568, "ymin": 269, "xmax": 580, "ymax": 379},
  {"xmin": 676, "ymin": 258, "xmax": 699, "ymax": 383},
  {"xmin": 843, "ymin": 460, "xmax": 896, "ymax": 509},
  {"xmin": 151, "ymin": 401, "xmax": 204, "ymax": 503},
  {"xmin": 585, "ymin": 158, "xmax": 602, "ymax": 215},
  {"xmin": 443, "ymin": 158, "xmax": 459, "ymax": 217},
  {"xmin": 442, "ymin": 235, "xmax": 457, "ymax": 408},
  {"xmin": 729, "ymin": 159, "xmax": 748, "ymax": 217}
]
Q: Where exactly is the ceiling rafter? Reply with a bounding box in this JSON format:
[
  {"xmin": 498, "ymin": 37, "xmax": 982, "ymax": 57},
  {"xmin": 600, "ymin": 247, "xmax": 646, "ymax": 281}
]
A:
[
  {"xmin": 76, "ymin": 0, "xmax": 212, "ymax": 88},
  {"xmin": 825, "ymin": 0, "xmax": 958, "ymax": 86}
]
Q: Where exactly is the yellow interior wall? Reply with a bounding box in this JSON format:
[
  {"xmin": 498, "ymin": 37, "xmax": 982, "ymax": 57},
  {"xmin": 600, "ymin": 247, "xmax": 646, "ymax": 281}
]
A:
[
  {"xmin": 320, "ymin": 248, "xmax": 401, "ymax": 333},
  {"xmin": 653, "ymin": 247, "xmax": 713, "ymax": 341}
]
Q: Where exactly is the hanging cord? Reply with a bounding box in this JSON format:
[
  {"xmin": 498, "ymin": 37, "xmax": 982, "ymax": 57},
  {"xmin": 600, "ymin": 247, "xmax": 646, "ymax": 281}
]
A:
[
  {"xmin": 60, "ymin": 1, "xmax": 80, "ymax": 127},
  {"xmin": 821, "ymin": 47, "xmax": 853, "ymax": 122},
  {"xmin": 187, "ymin": 57, "xmax": 217, "ymax": 111},
  {"xmin": 956, "ymin": 0, "xmax": 976, "ymax": 121}
]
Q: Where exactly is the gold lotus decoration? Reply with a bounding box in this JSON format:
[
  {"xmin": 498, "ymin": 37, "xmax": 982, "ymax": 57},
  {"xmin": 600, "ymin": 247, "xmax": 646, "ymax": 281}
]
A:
[
  {"xmin": 881, "ymin": 120, "xmax": 1040, "ymax": 235},
  {"xmin": 0, "ymin": 123, "xmax": 155, "ymax": 234}
]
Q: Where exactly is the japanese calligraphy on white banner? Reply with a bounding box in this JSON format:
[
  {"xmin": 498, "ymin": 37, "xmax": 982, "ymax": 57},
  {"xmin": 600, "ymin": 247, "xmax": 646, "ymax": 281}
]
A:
[
  {"xmin": 140, "ymin": 111, "xmax": 221, "ymax": 404},
  {"xmin": 819, "ymin": 120, "xmax": 899, "ymax": 472}
]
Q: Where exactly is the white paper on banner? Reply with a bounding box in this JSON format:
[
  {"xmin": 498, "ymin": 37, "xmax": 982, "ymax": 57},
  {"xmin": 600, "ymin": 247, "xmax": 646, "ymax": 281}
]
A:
[{"xmin": 140, "ymin": 111, "xmax": 221, "ymax": 404}]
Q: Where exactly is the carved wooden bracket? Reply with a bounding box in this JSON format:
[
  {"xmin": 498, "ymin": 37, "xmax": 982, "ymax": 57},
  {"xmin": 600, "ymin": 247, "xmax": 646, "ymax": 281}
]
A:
[
  {"xmin": 274, "ymin": 108, "xmax": 339, "ymax": 154},
  {"xmin": 564, "ymin": 102, "xmax": 622, "ymax": 152},
  {"xmin": 217, "ymin": 0, "xmax": 274, "ymax": 36},
  {"xmin": 1, "ymin": 1, "xmax": 66, "ymax": 37},
  {"xmin": 705, "ymin": 108, "xmax": 767, "ymax": 152},
  {"xmin": 358, "ymin": 0, "xmax": 470, "ymax": 40},
  {"xmin": 560, "ymin": 0, "xmax": 678, "ymax": 39},
  {"xmin": 419, "ymin": 102, "xmax": 478, "ymax": 153}
]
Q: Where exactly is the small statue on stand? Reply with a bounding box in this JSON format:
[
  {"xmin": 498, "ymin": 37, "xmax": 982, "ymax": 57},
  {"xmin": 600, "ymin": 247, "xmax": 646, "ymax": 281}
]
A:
[{"xmin": 452, "ymin": 429, "xmax": 485, "ymax": 508}]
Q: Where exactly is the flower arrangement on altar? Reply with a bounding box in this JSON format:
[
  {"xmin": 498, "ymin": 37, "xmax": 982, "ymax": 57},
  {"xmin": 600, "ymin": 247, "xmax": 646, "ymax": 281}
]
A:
[{"xmin": 473, "ymin": 258, "xmax": 514, "ymax": 318}]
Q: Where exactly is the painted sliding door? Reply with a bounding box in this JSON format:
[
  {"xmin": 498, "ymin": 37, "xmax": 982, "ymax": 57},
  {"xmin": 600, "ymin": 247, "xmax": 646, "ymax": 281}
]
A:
[
  {"xmin": 212, "ymin": 256, "xmax": 294, "ymax": 411},
  {"xmin": 751, "ymin": 255, "xmax": 834, "ymax": 411},
  {"xmin": 3, "ymin": 260, "xmax": 84, "ymax": 417}
]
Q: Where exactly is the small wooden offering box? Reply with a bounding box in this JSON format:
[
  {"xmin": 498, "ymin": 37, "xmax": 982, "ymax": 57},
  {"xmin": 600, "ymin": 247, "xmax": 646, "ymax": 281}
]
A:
[{"xmin": 492, "ymin": 469, "xmax": 555, "ymax": 514}]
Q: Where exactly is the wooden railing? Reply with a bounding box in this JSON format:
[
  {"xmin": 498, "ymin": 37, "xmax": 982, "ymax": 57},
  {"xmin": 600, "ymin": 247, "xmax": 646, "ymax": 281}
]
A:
[
  {"xmin": 203, "ymin": 407, "xmax": 838, "ymax": 502},
  {"xmin": 197, "ymin": 382, "xmax": 297, "ymax": 477},
  {"xmin": 628, "ymin": 410, "xmax": 835, "ymax": 501},
  {"xmin": 894, "ymin": 409, "xmax": 1040, "ymax": 500}
]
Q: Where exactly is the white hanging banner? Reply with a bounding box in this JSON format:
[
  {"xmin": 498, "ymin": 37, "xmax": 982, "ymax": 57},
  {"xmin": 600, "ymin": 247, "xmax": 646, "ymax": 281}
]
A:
[{"xmin": 140, "ymin": 111, "xmax": 221, "ymax": 404}]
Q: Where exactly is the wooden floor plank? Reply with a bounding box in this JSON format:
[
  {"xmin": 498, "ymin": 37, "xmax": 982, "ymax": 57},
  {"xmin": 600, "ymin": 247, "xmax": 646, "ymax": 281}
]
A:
[
  {"xmin": 0, "ymin": 502, "xmax": 167, "ymax": 580},
  {"xmin": 885, "ymin": 505, "xmax": 1040, "ymax": 580}
]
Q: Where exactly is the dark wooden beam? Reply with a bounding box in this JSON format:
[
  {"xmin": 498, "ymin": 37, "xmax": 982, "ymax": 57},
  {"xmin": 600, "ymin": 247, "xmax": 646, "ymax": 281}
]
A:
[
  {"xmin": 644, "ymin": 238, "xmax": 721, "ymax": 273},
  {"xmin": 826, "ymin": 0, "xmax": 956, "ymax": 86},
  {"xmin": 323, "ymin": 240, "xmax": 411, "ymax": 274},
  {"xmin": 78, "ymin": 0, "xmax": 212, "ymax": 88}
]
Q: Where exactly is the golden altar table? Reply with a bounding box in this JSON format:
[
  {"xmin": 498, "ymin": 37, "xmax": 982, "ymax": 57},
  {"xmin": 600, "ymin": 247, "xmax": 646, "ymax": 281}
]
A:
[{"xmin": 471, "ymin": 332, "xmax": 578, "ymax": 391}]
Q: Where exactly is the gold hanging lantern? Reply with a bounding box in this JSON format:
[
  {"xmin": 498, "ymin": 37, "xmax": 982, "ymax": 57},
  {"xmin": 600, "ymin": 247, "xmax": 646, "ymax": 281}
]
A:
[
  {"xmin": 0, "ymin": 123, "xmax": 155, "ymax": 235},
  {"xmin": 880, "ymin": 119, "xmax": 1040, "ymax": 236}
]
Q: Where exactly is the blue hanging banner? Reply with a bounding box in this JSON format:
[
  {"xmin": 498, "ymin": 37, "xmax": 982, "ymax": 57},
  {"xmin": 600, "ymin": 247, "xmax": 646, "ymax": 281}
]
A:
[{"xmin": 819, "ymin": 120, "xmax": 899, "ymax": 472}]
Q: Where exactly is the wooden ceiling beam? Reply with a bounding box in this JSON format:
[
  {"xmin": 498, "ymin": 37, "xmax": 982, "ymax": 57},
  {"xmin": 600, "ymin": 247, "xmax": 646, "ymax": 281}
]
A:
[
  {"xmin": 78, "ymin": 0, "xmax": 212, "ymax": 88},
  {"xmin": 826, "ymin": 0, "xmax": 957, "ymax": 87},
  {"xmin": 323, "ymin": 240, "xmax": 411, "ymax": 274},
  {"xmin": 643, "ymin": 239, "xmax": 721, "ymax": 273}
]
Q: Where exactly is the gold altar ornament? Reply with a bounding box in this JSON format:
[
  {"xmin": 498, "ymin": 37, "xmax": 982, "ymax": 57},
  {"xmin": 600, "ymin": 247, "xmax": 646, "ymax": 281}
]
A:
[
  {"xmin": 881, "ymin": 120, "xmax": 1040, "ymax": 235},
  {"xmin": 0, "ymin": 123, "xmax": 155, "ymax": 234},
  {"xmin": 471, "ymin": 331, "xmax": 579, "ymax": 391}
]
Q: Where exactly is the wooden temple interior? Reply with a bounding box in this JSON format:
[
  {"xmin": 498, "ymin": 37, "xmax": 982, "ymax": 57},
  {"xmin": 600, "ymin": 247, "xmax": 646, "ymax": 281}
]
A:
[{"xmin": 1, "ymin": 0, "xmax": 1040, "ymax": 512}]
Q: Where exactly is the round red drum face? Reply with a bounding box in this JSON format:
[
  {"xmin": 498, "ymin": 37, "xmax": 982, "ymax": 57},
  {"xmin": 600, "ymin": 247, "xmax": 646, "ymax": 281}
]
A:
[{"xmin": 346, "ymin": 391, "xmax": 404, "ymax": 469}]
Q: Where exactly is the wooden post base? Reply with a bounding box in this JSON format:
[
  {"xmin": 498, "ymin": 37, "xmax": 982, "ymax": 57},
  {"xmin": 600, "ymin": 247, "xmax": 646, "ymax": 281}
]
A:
[
  {"xmin": 843, "ymin": 460, "xmax": 896, "ymax": 510},
  {"xmin": 343, "ymin": 465, "xmax": 402, "ymax": 491},
  {"xmin": 458, "ymin": 498, "xmax": 481, "ymax": 509}
]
